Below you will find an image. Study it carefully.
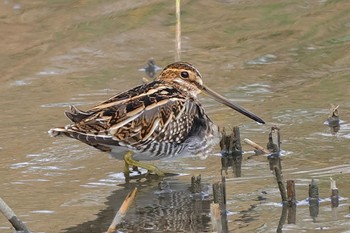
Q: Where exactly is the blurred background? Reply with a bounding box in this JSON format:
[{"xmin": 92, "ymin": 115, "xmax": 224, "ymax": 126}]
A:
[{"xmin": 0, "ymin": 0, "xmax": 349, "ymax": 232}]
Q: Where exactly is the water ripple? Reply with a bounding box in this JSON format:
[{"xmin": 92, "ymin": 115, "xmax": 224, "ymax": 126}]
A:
[
  {"xmin": 237, "ymin": 83, "xmax": 272, "ymax": 94},
  {"xmin": 273, "ymin": 108, "xmax": 325, "ymax": 125},
  {"xmin": 40, "ymin": 101, "xmax": 94, "ymax": 108},
  {"xmin": 81, "ymin": 172, "xmax": 125, "ymax": 188},
  {"xmin": 246, "ymin": 54, "xmax": 278, "ymax": 65},
  {"xmin": 9, "ymin": 142, "xmax": 92, "ymax": 176},
  {"xmin": 291, "ymin": 164, "xmax": 350, "ymax": 176}
]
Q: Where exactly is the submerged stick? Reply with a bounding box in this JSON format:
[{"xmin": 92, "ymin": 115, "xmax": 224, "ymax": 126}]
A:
[
  {"xmin": 309, "ymin": 179, "xmax": 319, "ymax": 220},
  {"xmin": 0, "ymin": 197, "xmax": 30, "ymax": 233},
  {"xmin": 107, "ymin": 188, "xmax": 138, "ymax": 233},
  {"xmin": 175, "ymin": 0, "xmax": 181, "ymax": 61}
]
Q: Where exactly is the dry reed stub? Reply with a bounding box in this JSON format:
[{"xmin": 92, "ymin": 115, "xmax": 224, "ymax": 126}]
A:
[
  {"xmin": 267, "ymin": 126, "xmax": 282, "ymax": 171},
  {"xmin": 308, "ymin": 179, "xmax": 319, "ymax": 219},
  {"xmin": 220, "ymin": 127, "xmax": 242, "ymax": 176},
  {"xmin": 287, "ymin": 180, "xmax": 296, "ymax": 205},
  {"xmin": 330, "ymin": 178, "xmax": 339, "ymax": 208},
  {"xmin": 327, "ymin": 104, "xmax": 340, "ymax": 134}
]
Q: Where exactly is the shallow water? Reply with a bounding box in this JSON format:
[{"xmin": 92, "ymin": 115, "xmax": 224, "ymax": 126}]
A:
[{"xmin": 0, "ymin": 0, "xmax": 350, "ymax": 232}]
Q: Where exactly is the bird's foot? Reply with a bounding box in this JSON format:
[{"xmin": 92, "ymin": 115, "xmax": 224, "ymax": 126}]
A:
[{"xmin": 123, "ymin": 151, "xmax": 165, "ymax": 177}]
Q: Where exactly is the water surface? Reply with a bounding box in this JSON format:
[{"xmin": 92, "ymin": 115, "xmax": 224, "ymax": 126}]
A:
[{"xmin": 0, "ymin": 0, "xmax": 349, "ymax": 232}]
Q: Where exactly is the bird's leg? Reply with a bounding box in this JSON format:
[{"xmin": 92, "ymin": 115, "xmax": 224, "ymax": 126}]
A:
[
  {"xmin": 123, "ymin": 151, "xmax": 165, "ymax": 176},
  {"xmin": 124, "ymin": 159, "xmax": 130, "ymax": 175}
]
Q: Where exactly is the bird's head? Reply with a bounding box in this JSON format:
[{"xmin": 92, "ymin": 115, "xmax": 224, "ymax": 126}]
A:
[
  {"xmin": 156, "ymin": 62, "xmax": 204, "ymax": 97},
  {"xmin": 156, "ymin": 61, "xmax": 265, "ymax": 124}
]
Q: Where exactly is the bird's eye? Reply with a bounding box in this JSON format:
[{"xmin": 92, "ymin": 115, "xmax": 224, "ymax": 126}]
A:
[{"xmin": 180, "ymin": 71, "xmax": 189, "ymax": 78}]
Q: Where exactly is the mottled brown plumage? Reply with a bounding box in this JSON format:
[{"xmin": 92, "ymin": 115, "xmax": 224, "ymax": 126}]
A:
[{"xmin": 49, "ymin": 62, "xmax": 264, "ymax": 166}]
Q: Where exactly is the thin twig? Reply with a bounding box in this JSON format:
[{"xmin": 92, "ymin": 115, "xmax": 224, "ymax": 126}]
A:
[
  {"xmin": 0, "ymin": 197, "xmax": 30, "ymax": 233},
  {"xmin": 175, "ymin": 0, "xmax": 181, "ymax": 61},
  {"xmin": 243, "ymin": 138, "xmax": 270, "ymax": 154},
  {"xmin": 107, "ymin": 188, "xmax": 138, "ymax": 233}
]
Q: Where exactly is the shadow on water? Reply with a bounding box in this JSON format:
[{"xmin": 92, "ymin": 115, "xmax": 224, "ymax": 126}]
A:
[{"xmin": 64, "ymin": 174, "xmax": 213, "ymax": 233}]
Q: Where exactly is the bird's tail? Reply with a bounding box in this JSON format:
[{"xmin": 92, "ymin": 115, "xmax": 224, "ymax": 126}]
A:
[{"xmin": 48, "ymin": 127, "xmax": 68, "ymax": 137}]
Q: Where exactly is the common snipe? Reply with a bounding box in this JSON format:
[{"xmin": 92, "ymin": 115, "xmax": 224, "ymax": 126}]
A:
[{"xmin": 49, "ymin": 62, "xmax": 265, "ymax": 176}]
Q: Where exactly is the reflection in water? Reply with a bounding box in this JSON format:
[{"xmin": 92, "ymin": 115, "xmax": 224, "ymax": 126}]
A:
[
  {"xmin": 221, "ymin": 151, "xmax": 242, "ymax": 177},
  {"xmin": 129, "ymin": 192, "xmax": 210, "ymax": 232},
  {"xmin": 276, "ymin": 204, "xmax": 297, "ymax": 233},
  {"xmin": 1, "ymin": 0, "xmax": 350, "ymax": 232},
  {"xmin": 138, "ymin": 59, "xmax": 162, "ymax": 79},
  {"xmin": 64, "ymin": 176, "xmax": 213, "ymax": 233}
]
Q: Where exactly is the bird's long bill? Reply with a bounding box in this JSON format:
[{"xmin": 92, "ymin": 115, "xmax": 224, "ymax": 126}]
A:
[{"xmin": 201, "ymin": 85, "xmax": 265, "ymax": 124}]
